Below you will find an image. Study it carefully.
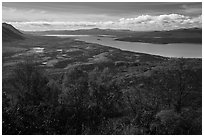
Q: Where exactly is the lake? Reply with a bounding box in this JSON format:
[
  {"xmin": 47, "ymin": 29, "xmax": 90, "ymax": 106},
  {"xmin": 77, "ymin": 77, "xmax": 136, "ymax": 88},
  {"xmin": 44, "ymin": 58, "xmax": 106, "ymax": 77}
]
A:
[{"xmin": 45, "ymin": 35, "xmax": 202, "ymax": 58}]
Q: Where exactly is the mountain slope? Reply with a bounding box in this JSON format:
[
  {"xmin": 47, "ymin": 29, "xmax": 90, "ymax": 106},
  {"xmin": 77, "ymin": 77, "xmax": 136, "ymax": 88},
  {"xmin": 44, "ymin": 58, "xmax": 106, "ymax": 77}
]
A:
[{"xmin": 2, "ymin": 23, "xmax": 25, "ymax": 42}]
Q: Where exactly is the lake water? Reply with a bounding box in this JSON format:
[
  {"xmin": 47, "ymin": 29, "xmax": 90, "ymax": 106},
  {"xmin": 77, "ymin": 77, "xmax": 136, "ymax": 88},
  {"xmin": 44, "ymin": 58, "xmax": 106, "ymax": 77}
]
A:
[
  {"xmin": 32, "ymin": 47, "xmax": 44, "ymax": 53},
  {"xmin": 45, "ymin": 35, "xmax": 202, "ymax": 58}
]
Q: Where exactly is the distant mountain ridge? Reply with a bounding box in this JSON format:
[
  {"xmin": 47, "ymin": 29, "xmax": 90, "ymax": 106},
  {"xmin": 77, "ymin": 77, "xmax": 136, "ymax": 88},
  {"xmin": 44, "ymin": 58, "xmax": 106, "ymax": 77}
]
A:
[
  {"xmin": 26, "ymin": 27, "xmax": 135, "ymax": 36},
  {"xmin": 2, "ymin": 23, "xmax": 25, "ymax": 42},
  {"xmin": 27, "ymin": 27, "xmax": 202, "ymax": 44},
  {"xmin": 25, "ymin": 28, "xmax": 202, "ymax": 36},
  {"xmin": 115, "ymin": 27, "xmax": 202, "ymax": 44}
]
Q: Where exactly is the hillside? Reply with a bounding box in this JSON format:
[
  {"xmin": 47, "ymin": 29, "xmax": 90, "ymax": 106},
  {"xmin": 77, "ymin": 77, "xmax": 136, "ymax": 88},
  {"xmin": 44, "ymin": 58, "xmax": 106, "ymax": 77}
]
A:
[{"xmin": 2, "ymin": 23, "xmax": 25, "ymax": 42}]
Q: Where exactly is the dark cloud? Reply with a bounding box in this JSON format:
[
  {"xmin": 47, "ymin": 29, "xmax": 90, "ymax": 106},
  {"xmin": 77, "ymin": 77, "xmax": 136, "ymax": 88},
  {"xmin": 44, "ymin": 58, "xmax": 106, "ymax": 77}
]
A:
[{"xmin": 3, "ymin": 2, "xmax": 202, "ymax": 17}]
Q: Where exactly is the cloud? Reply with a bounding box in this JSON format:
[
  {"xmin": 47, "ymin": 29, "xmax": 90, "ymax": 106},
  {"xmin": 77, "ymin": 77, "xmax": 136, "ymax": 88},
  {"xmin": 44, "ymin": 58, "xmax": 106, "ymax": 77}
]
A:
[
  {"xmin": 2, "ymin": 6, "xmax": 115, "ymax": 23},
  {"xmin": 8, "ymin": 21, "xmax": 100, "ymax": 31},
  {"xmin": 116, "ymin": 14, "xmax": 202, "ymax": 30},
  {"xmin": 6, "ymin": 14, "xmax": 202, "ymax": 31},
  {"xmin": 3, "ymin": 5, "xmax": 202, "ymax": 31}
]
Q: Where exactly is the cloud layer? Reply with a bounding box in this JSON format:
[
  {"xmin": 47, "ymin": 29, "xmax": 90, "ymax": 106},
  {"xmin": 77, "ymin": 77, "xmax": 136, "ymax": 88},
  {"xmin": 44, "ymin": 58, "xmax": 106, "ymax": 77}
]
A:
[
  {"xmin": 117, "ymin": 14, "xmax": 202, "ymax": 30},
  {"xmin": 7, "ymin": 14, "xmax": 202, "ymax": 31}
]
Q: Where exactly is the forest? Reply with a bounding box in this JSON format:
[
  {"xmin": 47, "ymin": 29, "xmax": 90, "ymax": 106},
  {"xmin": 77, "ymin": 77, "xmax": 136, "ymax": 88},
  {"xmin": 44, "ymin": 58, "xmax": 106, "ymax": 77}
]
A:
[{"xmin": 2, "ymin": 57, "xmax": 202, "ymax": 135}]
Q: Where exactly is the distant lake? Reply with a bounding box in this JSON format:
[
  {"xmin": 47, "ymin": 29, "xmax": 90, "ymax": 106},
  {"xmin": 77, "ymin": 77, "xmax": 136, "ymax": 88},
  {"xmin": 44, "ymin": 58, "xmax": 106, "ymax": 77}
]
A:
[{"xmin": 45, "ymin": 35, "xmax": 202, "ymax": 58}]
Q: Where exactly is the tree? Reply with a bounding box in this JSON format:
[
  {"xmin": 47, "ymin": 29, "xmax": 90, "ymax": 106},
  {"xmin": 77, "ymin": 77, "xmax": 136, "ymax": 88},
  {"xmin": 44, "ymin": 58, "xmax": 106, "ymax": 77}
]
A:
[
  {"xmin": 59, "ymin": 67, "xmax": 90, "ymax": 134},
  {"xmin": 10, "ymin": 60, "xmax": 49, "ymax": 106},
  {"xmin": 59, "ymin": 67, "xmax": 124, "ymax": 134},
  {"xmin": 2, "ymin": 60, "xmax": 61, "ymax": 134}
]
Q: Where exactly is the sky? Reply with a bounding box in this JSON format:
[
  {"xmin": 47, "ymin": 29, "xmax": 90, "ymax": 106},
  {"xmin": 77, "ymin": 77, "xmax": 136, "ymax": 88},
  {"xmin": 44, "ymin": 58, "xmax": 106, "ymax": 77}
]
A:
[{"xmin": 2, "ymin": 2, "xmax": 202, "ymax": 31}]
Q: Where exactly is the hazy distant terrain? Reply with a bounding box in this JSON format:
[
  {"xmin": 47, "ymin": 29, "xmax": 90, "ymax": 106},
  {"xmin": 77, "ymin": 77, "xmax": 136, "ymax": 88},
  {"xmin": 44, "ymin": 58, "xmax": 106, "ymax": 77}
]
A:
[
  {"xmin": 29, "ymin": 27, "xmax": 202, "ymax": 44},
  {"xmin": 116, "ymin": 28, "xmax": 202, "ymax": 44}
]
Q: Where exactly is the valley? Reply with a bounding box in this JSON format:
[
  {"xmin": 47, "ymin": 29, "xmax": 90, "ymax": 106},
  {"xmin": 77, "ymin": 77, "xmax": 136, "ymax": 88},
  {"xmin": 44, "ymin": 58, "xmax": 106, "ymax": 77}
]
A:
[{"xmin": 2, "ymin": 23, "xmax": 202, "ymax": 135}]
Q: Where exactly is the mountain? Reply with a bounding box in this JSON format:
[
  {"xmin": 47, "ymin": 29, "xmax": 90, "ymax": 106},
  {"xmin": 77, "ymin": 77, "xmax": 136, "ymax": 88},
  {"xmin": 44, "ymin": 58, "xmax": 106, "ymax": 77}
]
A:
[
  {"xmin": 2, "ymin": 23, "xmax": 25, "ymax": 42},
  {"xmin": 27, "ymin": 27, "xmax": 202, "ymax": 44},
  {"xmin": 25, "ymin": 28, "xmax": 135, "ymax": 36},
  {"xmin": 115, "ymin": 28, "xmax": 202, "ymax": 44}
]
